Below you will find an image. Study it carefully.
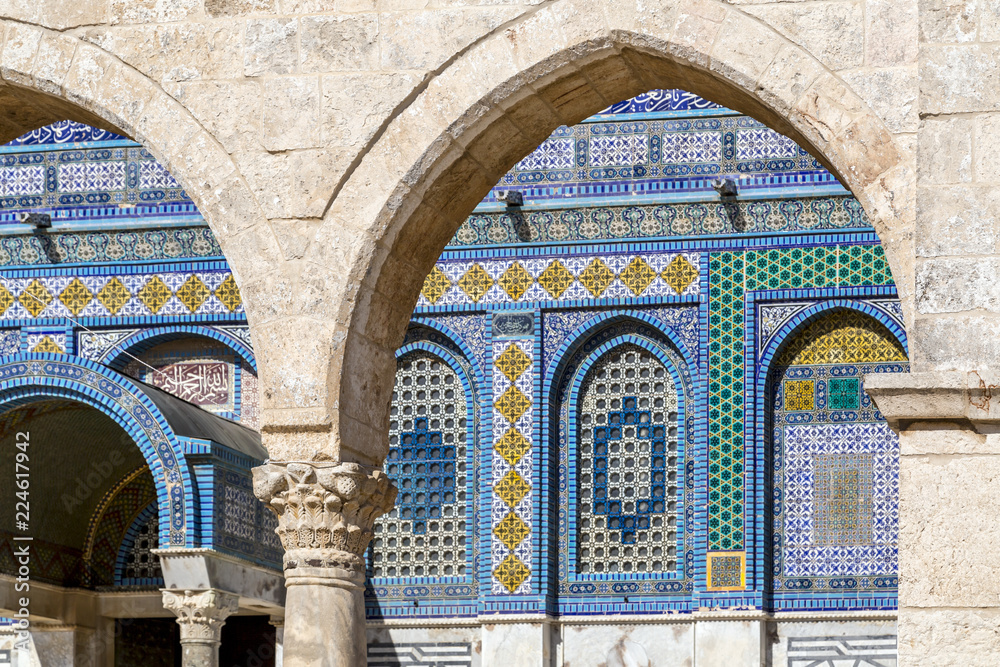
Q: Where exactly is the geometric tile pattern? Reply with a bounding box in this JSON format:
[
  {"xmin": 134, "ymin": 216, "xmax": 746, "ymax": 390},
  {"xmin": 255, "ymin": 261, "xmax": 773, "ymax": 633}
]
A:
[
  {"xmin": 770, "ymin": 308, "xmax": 907, "ymax": 593},
  {"xmin": 419, "ymin": 252, "xmax": 700, "ymax": 307},
  {"xmin": 491, "ymin": 340, "xmax": 533, "ymax": 594},
  {"xmin": 452, "ymin": 196, "xmax": 868, "ymax": 247},
  {"xmin": 0, "ymin": 226, "xmax": 222, "ymax": 266},
  {"xmin": 782, "ymin": 423, "xmax": 898, "ymax": 577},
  {"xmin": 707, "ymin": 551, "xmax": 746, "ymax": 591},
  {"xmin": 576, "ymin": 344, "xmax": 679, "ymax": 574},
  {"xmin": 777, "ymin": 310, "xmax": 907, "ymax": 365},
  {"xmin": 488, "ymin": 109, "xmax": 827, "ymax": 209},
  {"xmin": 707, "ymin": 251, "xmax": 746, "ymax": 551},
  {"xmin": 787, "ymin": 635, "xmax": 897, "ymax": 666},
  {"xmin": 707, "ymin": 245, "xmax": 897, "ymax": 553},
  {"xmin": 0, "ymin": 270, "xmax": 242, "ymax": 319},
  {"xmin": 0, "ymin": 135, "xmax": 188, "ymax": 215},
  {"xmin": 374, "ymin": 352, "xmax": 468, "ymax": 578},
  {"xmin": 784, "ymin": 379, "xmax": 815, "ymax": 411}
]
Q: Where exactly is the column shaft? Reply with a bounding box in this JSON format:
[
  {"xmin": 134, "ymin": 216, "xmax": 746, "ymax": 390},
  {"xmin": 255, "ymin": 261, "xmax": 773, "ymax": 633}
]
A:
[{"xmin": 253, "ymin": 461, "xmax": 396, "ymax": 667}]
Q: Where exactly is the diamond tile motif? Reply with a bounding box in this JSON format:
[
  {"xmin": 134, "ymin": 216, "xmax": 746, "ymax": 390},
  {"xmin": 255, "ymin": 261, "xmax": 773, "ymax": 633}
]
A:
[
  {"xmin": 495, "ymin": 428, "xmax": 531, "ymax": 466},
  {"xmin": 458, "ymin": 263, "xmax": 493, "ymax": 303},
  {"xmin": 177, "ymin": 275, "xmax": 210, "ymax": 313},
  {"xmin": 662, "ymin": 255, "xmax": 698, "ymax": 294},
  {"xmin": 98, "ymin": 278, "xmax": 130, "ymax": 316},
  {"xmin": 0, "ymin": 284, "xmax": 15, "ymax": 316},
  {"xmin": 579, "ymin": 258, "xmax": 614, "ymax": 297},
  {"xmin": 494, "ymin": 512, "xmax": 530, "ymax": 550},
  {"xmin": 421, "ymin": 266, "xmax": 451, "ymax": 305},
  {"xmin": 495, "ymin": 386, "xmax": 531, "ymax": 424},
  {"xmin": 59, "ymin": 278, "xmax": 94, "ymax": 316},
  {"xmin": 499, "ymin": 262, "xmax": 533, "ymax": 301},
  {"xmin": 538, "ymin": 260, "xmax": 574, "ymax": 299},
  {"xmin": 495, "ymin": 343, "xmax": 531, "ymax": 383},
  {"xmin": 215, "ymin": 274, "xmax": 242, "ymax": 313},
  {"xmin": 137, "ymin": 276, "xmax": 171, "ymax": 314},
  {"xmin": 619, "ymin": 257, "xmax": 656, "ymax": 296},
  {"xmin": 494, "ymin": 554, "xmax": 530, "ymax": 593},
  {"xmin": 495, "ymin": 470, "xmax": 530, "ymax": 508},
  {"xmin": 20, "ymin": 279, "xmax": 52, "ymax": 317},
  {"xmin": 32, "ymin": 335, "xmax": 63, "ymax": 353}
]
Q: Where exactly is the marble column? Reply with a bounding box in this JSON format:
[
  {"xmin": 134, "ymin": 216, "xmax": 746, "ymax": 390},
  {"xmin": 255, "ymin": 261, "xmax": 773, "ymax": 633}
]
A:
[
  {"xmin": 270, "ymin": 616, "xmax": 284, "ymax": 667},
  {"xmin": 867, "ymin": 371, "xmax": 1000, "ymax": 666},
  {"xmin": 161, "ymin": 589, "xmax": 239, "ymax": 667},
  {"xmin": 253, "ymin": 461, "xmax": 396, "ymax": 667}
]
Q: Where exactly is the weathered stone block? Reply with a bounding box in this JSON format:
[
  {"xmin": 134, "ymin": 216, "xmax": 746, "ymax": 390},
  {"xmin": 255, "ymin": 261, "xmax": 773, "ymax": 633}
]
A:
[
  {"xmin": 710, "ymin": 11, "xmax": 784, "ymax": 93},
  {"xmin": 974, "ymin": 114, "xmax": 1000, "ymax": 181},
  {"xmin": 0, "ymin": 23, "xmax": 42, "ymax": 86},
  {"xmin": 866, "ymin": 0, "xmax": 918, "ymax": 67},
  {"xmin": 916, "ymin": 185, "xmax": 1000, "ymax": 257},
  {"xmin": 744, "ymin": 2, "xmax": 864, "ymax": 71},
  {"xmin": 83, "ymin": 22, "xmax": 244, "ymax": 83},
  {"xmin": 244, "ymin": 18, "xmax": 298, "ymax": 76},
  {"xmin": 380, "ymin": 8, "xmax": 523, "ymax": 71},
  {"xmin": 916, "ymin": 257, "xmax": 1000, "ymax": 315},
  {"xmin": 235, "ymin": 148, "xmax": 343, "ymax": 219},
  {"xmin": 917, "ymin": 115, "xmax": 972, "ymax": 184},
  {"xmin": 899, "ymin": 609, "xmax": 1000, "ymax": 667},
  {"xmin": 321, "ymin": 73, "xmax": 418, "ymax": 149},
  {"xmin": 299, "ymin": 14, "xmax": 378, "ymax": 72},
  {"xmin": 262, "ymin": 76, "xmax": 322, "ymax": 151},
  {"xmin": 900, "ymin": 455, "xmax": 1000, "ymax": 607},
  {"xmin": 911, "ymin": 315, "xmax": 1000, "ymax": 371},
  {"xmin": 168, "ymin": 79, "xmax": 263, "ymax": 154},
  {"xmin": 841, "ymin": 66, "xmax": 918, "ymax": 134},
  {"xmin": 922, "ymin": 45, "xmax": 1000, "ymax": 115},
  {"xmin": 109, "ymin": 0, "xmax": 200, "ymax": 24},
  {"xmin": 206, "ymin": 0, "xmax": 276, "ymax": 17},
  {"xmin": 919, "ymin": 0, "xmax": 980, "ymax": 43}
]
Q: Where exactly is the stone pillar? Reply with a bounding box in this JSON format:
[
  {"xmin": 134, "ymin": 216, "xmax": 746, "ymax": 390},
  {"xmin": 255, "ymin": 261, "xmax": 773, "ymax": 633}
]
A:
[
  {"xmin": 253, "ymin": 462, "xmax": 396, "ymax": 667},
  {"xmin": 867, "ymin": 371, "xmax": 1000, "ymax": 666},
  {"xmin": 270, "ymin": 617, "xmax": 284, "ymax": 667},
  {"xmin": 161, "ymin": 589, "xmax": 239, "ymax": 667}
]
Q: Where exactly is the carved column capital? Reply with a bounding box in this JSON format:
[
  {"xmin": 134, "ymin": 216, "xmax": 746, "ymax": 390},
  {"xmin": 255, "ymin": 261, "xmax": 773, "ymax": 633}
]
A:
[
  {"xmin": 252, "ymin": 461, "xmax": 397, "ymax": 580},
  {"xmin": 161, "ymin": 589, "xmax": 239, "ymax": 644}
]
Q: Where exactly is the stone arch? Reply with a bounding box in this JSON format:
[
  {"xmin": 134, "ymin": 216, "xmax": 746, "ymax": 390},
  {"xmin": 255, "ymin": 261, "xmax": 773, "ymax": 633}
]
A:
[
  {"xmin": 0, "ymin": 20, "xmax": 280, "ymax": 341},
  {"xmin": 310, "ymin": 0, "xmax": 912, "ymax": 466},
  {"xmin": 0, "ymin": 353, "xmax": 195, "ymax": 547}
]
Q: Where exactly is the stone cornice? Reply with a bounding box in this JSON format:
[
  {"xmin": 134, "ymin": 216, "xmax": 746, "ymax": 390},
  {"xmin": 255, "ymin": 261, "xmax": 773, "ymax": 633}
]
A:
[{"xmin": 865, "ymin": 371, "xmax": 1000, "ymax": 426}]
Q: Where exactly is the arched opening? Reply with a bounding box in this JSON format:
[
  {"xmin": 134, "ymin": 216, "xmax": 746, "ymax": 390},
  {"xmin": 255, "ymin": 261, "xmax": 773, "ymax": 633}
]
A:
[
  {"xmin": 0, "ymin": 399, "xmax": 150, "ymax": 588},
  {"xmin": 362, "ymin": 75, "xmax": 907, "ymax": 663},
  {"xmin": 763, "ymin": 307, "xmax": 908, "ymax": 610},
  {"xmin": 323, "ymin": 23, "xmax": 910, "ymax": 475}
]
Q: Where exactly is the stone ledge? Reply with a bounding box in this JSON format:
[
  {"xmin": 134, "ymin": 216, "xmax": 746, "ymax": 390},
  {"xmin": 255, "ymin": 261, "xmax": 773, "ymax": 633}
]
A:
[{"xmin": 866, "ymin": 370, "xmax": 1000, "ymax": 424}]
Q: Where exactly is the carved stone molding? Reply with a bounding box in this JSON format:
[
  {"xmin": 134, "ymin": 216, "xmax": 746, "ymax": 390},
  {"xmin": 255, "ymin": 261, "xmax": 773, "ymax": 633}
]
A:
[
  {"xmin": 161, "ymin": 589, "xmax": 239, "ymax": 644},
  {"xmin": 252, "ymin": 461, "xmax": 397, "ymax": 577}
]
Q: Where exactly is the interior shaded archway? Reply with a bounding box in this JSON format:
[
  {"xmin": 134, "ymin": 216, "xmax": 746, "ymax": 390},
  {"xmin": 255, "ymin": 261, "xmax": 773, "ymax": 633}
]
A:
[{"xmin": 0, "ymin": 399, "xmax": 147, "ymax": 586}]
